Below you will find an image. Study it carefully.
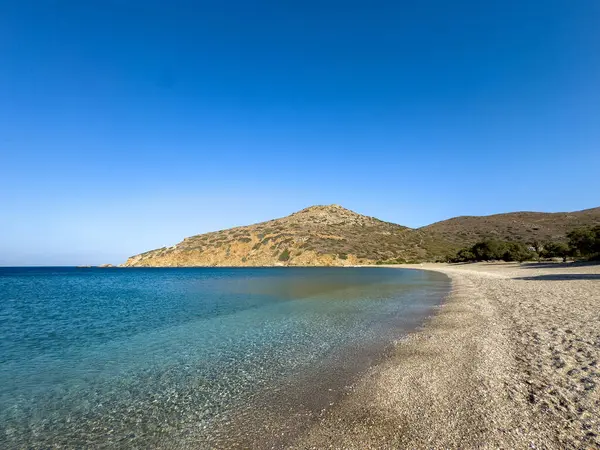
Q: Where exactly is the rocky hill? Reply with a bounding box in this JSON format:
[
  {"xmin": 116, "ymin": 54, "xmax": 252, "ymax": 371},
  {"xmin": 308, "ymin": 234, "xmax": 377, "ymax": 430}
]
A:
[
  {"xmin": 122, "ymin": 205, "xmax": 452, "ymax": 267},
  {"xmin": 122, "ymin": 205, "xmax": 600, "ymax": 267},
  {"xmin": 421, "ymin": 207, "xmax": 600, "ymax": 247}
]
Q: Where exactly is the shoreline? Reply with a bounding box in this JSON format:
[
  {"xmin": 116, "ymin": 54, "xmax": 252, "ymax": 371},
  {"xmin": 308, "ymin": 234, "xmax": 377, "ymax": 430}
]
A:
[
  {"xmin": 183, "ymin": 268, "xmax": 451, "ymax": 449},
  {"xmin": 291, "ymin": 262, "xmax": 600, "ymax": 449},
  {"xmin": 0, "ymin": 266, "xmax": 449, "ymax": 449}
]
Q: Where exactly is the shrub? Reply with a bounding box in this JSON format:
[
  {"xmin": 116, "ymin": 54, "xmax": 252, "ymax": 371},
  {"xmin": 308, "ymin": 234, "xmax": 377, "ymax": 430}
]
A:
[
  {"xmin": 568, "ymin": 226, "xmax": 600, "ymax": 257},
  {"xmin": 541, "ymin": 242, "xmax": 570, "ymax": 262},
  {"xmin": 451, "ymin": 248, "xmax": 476, "ymax": 262},
  {"xmin": 502, "ymin": 242, "xmax": 536, "ymax": 262},
  {"xmin": 278, "ymin": 249, "xmax": 290, "ymax": 261},
  {"xmin": 450, "ymin": 240, "xmax": 535, "ymax": 263},
  {"xmin": 472, "ymin": 240, "xmax": 508, "ymax": 261}
]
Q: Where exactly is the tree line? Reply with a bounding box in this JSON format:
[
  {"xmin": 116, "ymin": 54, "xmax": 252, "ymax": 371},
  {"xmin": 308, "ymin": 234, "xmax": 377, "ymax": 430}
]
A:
[{"xmin": 449, "ymin": 225, "xmax": 600, "ymax": 263}]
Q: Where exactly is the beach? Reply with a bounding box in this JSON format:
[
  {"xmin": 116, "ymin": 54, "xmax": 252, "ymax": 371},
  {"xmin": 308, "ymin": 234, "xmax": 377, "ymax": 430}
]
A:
[{"xmin": 293, "ymin": 262, "xmax": 600, "ymax": 449}]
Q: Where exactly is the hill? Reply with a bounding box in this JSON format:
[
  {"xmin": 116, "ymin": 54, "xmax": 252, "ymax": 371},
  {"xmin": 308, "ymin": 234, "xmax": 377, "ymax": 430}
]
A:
[
  {"xmin": 122, "ymin": 205, "xmax": 453, "ymax": 267},
  {"xmin": 421, "ymin": 207, "xmax": 600, "ymax": 247},
  {"xmin": 122, "ymin": 205, "xmax": 600, "ymax": 267}
]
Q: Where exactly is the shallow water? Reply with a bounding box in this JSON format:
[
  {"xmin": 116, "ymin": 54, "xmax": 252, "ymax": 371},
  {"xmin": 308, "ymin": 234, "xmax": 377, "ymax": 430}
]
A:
[{"xmin": 0, "ymin": 267, "xmax": 448, "ymax": 448}]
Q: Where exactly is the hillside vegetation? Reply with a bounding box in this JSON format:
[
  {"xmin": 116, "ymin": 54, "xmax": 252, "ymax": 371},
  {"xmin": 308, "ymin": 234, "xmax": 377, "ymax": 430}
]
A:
[
  {"xmin": 450, "ymin": 224, "xmax": 600, "ymax": 264},
  {"xmin": 122, "ymin": 205, "xmax": 600, "ymax": 267},
  {"xmin": 422, "ymin": 207, "xmax": 600, "ymax": 247},
  {"xmin": 122, "ymin": 205, "xmax": 453, "ymax": 266}
]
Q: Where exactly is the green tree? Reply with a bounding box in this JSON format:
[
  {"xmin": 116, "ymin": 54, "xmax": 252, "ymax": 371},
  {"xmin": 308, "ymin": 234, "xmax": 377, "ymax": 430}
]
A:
[
  {"xmin": 530, "ymin": 240, "xmax": 543, "ymax": 254},
  {"xmin": 502, "ymin": 242, "xmax": 536, "ymax": 262},
  {"xmin": 530, "ymin": 240, "xmax": 543, "ymax": 261},
  {"xmin": 592, "ymin": 225, "xmax": 600, "ymax": 255},
  {"xmin": 542, "ymin": 242, "xmax": 570, "ymax": 262},
  {"xmin": 567, "ymin": 227, "xmax": 598, "ymax": 256},
  {"xmin": 472, "ymin": 240, "xmax": 507, "ymax": 261},
  {"xmin": 451, "ymin": 248, "xmax": 476, "ymax": 262}
]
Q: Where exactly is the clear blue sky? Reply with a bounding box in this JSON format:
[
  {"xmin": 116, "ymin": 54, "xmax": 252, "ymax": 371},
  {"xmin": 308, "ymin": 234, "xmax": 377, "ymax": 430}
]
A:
[{"xmin": 1, "ymin": 1, "xmax": 599, "ymax": 265}]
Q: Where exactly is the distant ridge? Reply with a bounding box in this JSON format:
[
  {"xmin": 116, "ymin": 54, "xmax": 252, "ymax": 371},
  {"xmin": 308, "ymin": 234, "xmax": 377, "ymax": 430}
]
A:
[
  {"xmin": 421, "ymin": 207, "xmax": 600, "ymax": 247},
  {"xmin": 122, "ymin": 205, "xmax": 600, "ymax": 267}
]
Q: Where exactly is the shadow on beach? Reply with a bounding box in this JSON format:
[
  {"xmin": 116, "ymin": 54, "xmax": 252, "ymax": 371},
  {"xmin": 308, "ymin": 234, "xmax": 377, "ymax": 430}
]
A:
[
  {"xmin": 518, "ymin": 261, "xmax": 600, "ymax": 270},
  {"xmin": 514, "ymin": 273, "xmax": 600, "ymax": 281}
]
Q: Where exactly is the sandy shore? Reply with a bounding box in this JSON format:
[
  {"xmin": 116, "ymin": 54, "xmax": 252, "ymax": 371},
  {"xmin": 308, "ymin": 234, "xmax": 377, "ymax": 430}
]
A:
[{"xmin": 291, "ymin": 262, "xmax": 600, "ymax": 449}]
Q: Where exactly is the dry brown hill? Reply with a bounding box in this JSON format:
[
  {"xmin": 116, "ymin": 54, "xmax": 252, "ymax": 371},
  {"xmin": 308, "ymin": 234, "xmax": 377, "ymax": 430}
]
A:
[
  {"xmin": 420, "ymin": 207, "xmax": 600, "ymax": 247},
  {"xmin": 122, "ymin": 205, "xmax": 452, "ymax": 267},
  {"xmin": 122, "ymin": 205, "xmax": 600, "ymax": 267}
]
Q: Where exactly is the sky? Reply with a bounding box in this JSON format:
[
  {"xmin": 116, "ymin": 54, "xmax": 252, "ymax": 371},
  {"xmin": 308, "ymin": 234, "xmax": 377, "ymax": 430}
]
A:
[{"xmin": 1, "ymin": 1, "xmax": 599, "ymax": 265}]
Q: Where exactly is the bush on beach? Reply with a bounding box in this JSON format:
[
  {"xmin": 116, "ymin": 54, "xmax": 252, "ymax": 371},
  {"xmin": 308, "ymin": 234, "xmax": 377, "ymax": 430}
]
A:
[
  {"xmin": 567, "ymin": 225, "xmax": 600, "ymax": 258},
  {"xmin": 540, "ymin": 242, "xmax": 570, "ymax": 262},
  {"xmin": 448, "ymin": 225, "xmax": 600, "ymax": 263},
  {"xmin": 450, "ymin": 240, "xmax": 535, "ymax": 263}
]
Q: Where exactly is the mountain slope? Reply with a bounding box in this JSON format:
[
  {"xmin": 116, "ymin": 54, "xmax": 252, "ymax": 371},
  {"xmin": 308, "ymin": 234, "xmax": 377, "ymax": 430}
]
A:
[
  {"xmin": 420, "ymin": 207, "xmax": 600, "ymax": 247},
  {"xmin": 122, "ymin": 205, "xmax": 452, "ymax": 267},
  {"xmin": 122, "ymin": 205, "xmax": 600, "ymax": 267}
]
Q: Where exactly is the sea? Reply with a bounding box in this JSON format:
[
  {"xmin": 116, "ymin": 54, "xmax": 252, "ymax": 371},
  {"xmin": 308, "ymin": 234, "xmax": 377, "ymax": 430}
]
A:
[{"xmin": 0, "ymin": 266, "xmax": 449, "ymax": 448}]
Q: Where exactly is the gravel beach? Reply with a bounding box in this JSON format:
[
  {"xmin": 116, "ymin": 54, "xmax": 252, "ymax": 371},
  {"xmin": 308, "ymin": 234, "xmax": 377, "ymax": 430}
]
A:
[{"xmin": 292, "ymin": 262, "xmax": 600, "ymax": 449}]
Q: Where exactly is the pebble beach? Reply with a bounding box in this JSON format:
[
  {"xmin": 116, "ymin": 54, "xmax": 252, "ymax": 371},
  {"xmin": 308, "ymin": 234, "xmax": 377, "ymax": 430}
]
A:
[{"xmin": 294, "ymin": 262, "xmax": 600, "ymax": 449}]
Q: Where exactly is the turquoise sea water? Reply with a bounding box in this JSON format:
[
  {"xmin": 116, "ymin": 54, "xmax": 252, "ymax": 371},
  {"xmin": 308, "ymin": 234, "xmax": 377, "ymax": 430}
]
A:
[{"xmin": 0, "ymin": 267, "xmax": 448, "ymax": 448}]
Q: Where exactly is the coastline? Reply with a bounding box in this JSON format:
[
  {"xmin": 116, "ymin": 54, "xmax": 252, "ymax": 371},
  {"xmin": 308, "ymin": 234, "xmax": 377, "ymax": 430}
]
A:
[
  {"xmin": 0, "ymin": 267, "xmax": 448, "ymax": 449},
  {"xmin": 291, "ymin": 262, "xmax": 600, "ymax": 449}
]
